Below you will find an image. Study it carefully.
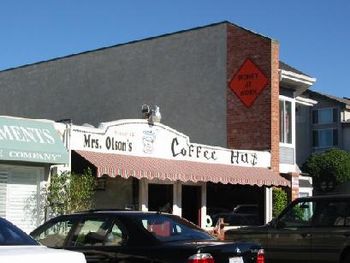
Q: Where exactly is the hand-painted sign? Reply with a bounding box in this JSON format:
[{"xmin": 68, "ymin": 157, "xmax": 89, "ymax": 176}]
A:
[
  {"xmin": 229, "ymin": 58, "xmax": 269, "ymax": 108},
  {"xmin": 71, "ymin": 119, "xmax": 271, "ymax": 168},
  {"xmin": 0, "ymin": 116, "xmax": 69, "ymax": 164}
]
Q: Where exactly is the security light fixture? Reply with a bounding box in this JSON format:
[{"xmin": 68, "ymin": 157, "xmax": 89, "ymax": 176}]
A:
[{"xmin": 141, "ymin": 104, "xmax": 161, "ymax": 124}]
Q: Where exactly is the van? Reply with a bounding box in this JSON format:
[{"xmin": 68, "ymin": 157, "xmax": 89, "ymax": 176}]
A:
[{"xmin": 225, "ymin": 194, "xmax": 350, "ymax": 263}]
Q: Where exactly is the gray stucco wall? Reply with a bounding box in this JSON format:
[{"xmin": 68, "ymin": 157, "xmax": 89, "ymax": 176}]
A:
[
  {"xmin": 296, "ymin": 103, "xmax": 313, "ymax": 166},
  {"xmin": 0, "ymin": 23, "xmax": 227, "ymax": 147},
  {"xmin": 343, "ymin": 126, "xmax": 350, "ymax": 151}
]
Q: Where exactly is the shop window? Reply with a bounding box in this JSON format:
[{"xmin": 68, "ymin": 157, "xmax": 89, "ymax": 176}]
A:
[
  {"xmin": 148, "ymin": 184, "xmax": 173, "ymax": 213},
  {"xmin": 313, "ymin": 129, "xmax": 338, "ymax": 148},
  {"xmin": 312, "ymin": 108, "xmax": 338, "ymax": 124},
  {"xmin": 280, "ymin": 100, "xmax": 292, "ymax": 144}
]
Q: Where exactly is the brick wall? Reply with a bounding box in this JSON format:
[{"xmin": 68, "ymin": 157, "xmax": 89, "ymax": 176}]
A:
[{"xmin": 226, "ymin": 24, "xmax": 280, "ymax": 173}]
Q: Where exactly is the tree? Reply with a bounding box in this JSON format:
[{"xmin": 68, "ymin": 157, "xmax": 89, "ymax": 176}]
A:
[
  {"xmin": 46, "ymin": 169, "xmax": 96, "ymax": 216},
  {"xmin": 302, "ymin": 148, "xmax": 350, "ymax": 192}
]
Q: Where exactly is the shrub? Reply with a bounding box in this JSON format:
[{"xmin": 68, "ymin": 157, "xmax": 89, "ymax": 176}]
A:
[
  {"xmin": 46, "ymin": 168, "xmax": 96, "ymax": 216},
  {"xmin": 272, "ymin": 187, "xmax": 288, "ymax": 218}
]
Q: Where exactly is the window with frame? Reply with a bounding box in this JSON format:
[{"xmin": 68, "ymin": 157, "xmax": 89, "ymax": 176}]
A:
[
  {"xmin": 280, "ymin": 100, "xmax": 292, "ymax": 144},
  {"xmin": 312, "ymin": 108, "xmax": 338, "ymax": 124},
  {"xmin": 313, "ymin": 129, "xmax": 338, "ymax": 148}
]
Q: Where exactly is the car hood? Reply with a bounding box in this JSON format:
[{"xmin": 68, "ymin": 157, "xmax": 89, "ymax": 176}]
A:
[
  {"xmin": 0, "ymin": 245, "xmax": 86, "ymax": 263},
  {"xmin": 230, "ymin": 224, "xmax": 269, "ymax": 233}
]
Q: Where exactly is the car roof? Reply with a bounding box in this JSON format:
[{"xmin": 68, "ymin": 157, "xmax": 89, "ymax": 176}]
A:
[
  {"xmin": 66, "ymin": 209, "xmax": 171, "ymax": 217},
  {"xmin": 295, "ymin": 194, "xmax": 350, "ymax": 202}
]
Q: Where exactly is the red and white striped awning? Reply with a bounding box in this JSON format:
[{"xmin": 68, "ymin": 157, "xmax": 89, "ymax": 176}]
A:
[{"xmin": 74, "ymin": 150, "xmax": 290, "ymax": 187}]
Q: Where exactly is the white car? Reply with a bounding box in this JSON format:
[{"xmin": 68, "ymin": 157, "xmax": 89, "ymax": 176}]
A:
[{"xmin": 0, "ymin": 217, "xmax": 86, "ymax": 263}]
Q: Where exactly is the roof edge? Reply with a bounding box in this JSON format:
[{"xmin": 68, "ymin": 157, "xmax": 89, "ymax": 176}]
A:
[{"xmin": 0, "ymin": 21, "xmax": 231, "ymax": 73}]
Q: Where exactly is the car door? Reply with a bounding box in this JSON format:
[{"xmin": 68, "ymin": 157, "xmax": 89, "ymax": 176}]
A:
[
  {"xmin": 64, "ymin": 215, "xmax": 117, "ymax": 263},
  {"xmin": 65, "ymin": 215, "xmax": 156, "ymax": 263},
  {"xmin": 31, "ymin": 215, "xmax": 80, "ymax": 248},
  {"xmin": 267, "ymin": 200, "xmax": 314, "ymax": 263},
  {"xmin": 310, "ymin": 199, "xmax": 350, "ymax": 263}
]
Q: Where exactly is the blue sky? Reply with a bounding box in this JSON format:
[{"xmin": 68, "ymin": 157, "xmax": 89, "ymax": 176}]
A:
[{"xmin": 1, "ymin": 0, "xmax": 349, "ymax": 98}]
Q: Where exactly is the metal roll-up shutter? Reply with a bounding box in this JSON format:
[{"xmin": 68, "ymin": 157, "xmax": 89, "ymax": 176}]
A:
[
  {"xmin": 6, "ymin": 167, "xmax": 42, "ymax": 233},
  {"xmin": 0, "ymin": 172, "xmax": 8, "ymax": 218}
]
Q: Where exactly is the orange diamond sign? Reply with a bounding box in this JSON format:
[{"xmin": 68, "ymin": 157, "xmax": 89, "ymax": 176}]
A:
[{"xmin": 229, "ymin": 59, "xmax": 269, "ymax": 108}]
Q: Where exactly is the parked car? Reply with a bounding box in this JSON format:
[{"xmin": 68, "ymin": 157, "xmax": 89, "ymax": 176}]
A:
[
  {"xmin": 212, "ymin": 212, "xmax": 260, "ymax": 228},
  {"xmin": 0, "ymin": 217, "xmax": 86, "ymax": 263},
  {"xmin": 233, "ymin": 204, "xmax": 259, "ymax": 215},
  {"xmin": 31, "ymin": 209, "xmax": 265, "ymax": 263},
  {"xmin": 225, "ymin": 194, "xmax": 350, "ymax": 263}
]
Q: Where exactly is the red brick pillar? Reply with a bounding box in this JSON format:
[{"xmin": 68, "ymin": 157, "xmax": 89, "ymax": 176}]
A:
[
  {"xmin": 270, "ymin": 41, "xmax": 280, "ymax": 173},
  {"xmin": 226, "ymin": 23, "xmax": 280, "ymax": 173},
  {"xmin": 290, "ymin": 173, "xmax": 300, "ymax": 200}
]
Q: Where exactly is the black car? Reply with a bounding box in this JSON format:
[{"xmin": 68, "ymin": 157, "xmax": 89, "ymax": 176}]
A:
[
  {"xmin": 30, "ymin": 210, "xmax": 264, "ymax": 263},
  {"xmin": 226, "ymin": 194, "xmax": 350, "ymax": 263}
]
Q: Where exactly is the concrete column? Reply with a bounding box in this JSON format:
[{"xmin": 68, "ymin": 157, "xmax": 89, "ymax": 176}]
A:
[
  {"xmin": 173, "ymin": 181, "xmax": 182, "ymax": 216},
  {"xmin": 290, "ymin": 173, "xmax": 300, "ymax": 200},
  {"xmin": 200, "ymin": 182, "xmax": 207, "ymax": 228},
  {"xmin": 139, "ymin": 178, "xmax": 148, "ymax": 211},
  {"xmin": 264, "ymin": 186, "xmax": 273, "ymax": 223}
]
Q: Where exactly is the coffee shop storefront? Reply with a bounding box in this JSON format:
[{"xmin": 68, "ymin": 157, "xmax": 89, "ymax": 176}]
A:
[
  {"xmin": 71, "ymin": 119, "xmax": 289, "ymax": 228},
  {"xmin": 0, "ymin": 116, "xmax": 69, "ymax": 232}
]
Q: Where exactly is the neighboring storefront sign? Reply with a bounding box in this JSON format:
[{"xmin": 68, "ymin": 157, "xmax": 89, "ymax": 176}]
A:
[
  {"xmin": 0, "ymin": 116, "xmax": 69, "ymax": 164},
  {"xmin": 71, "ymin": 119, "xmax": 271, "ymax": 168},
  {"xmin": 229, "ymin": 58, "xmax": 269, "ymax": 108}
]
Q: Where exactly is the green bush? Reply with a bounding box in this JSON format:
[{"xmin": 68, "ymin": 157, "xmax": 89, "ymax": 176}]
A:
[
  {"xmin": 302, "ymin": 148, "xmax": 350, "ymax": 191},
  {"xmin": 272, "ymin": 187, "xmax": 288, "ymax": 218},
  {"xmin": 46, "ymin": 168, "xmax": 96, "ymax": 216}
]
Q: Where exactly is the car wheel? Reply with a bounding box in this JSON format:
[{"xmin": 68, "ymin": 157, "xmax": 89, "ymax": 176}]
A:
[{"xmin": 341, "ymin": 252, "xmax": 350, "ymax": 263}]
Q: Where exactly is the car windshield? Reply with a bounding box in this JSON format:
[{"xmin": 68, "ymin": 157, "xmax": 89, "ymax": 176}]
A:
[
  {"xmin": 135, "ymin": 214, "xmax": 215, "ymax": 242},
  {"xmin": 0, "ymin": 217, "xmax": 39, "ymax": 246}
]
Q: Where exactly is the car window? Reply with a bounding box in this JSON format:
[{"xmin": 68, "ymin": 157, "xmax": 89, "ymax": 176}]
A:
[
  {"xmin": 279, "ymin": 200, "xmax": 314, "ymax": 227},
  {"xmin": 71, "ymin": 218, "xmax": 110, "ymax": 246},
  {"xmin": 136, "ymin": 214, "xmax": 214, "ymax": 242},
  {"xmin": 34, "ymin": 218, "xmax": 76, "ymax": 247},
  {"xmin": 0, "ymin": 217, "xmax": 38, "ymax": 246},
  {"xmin": 313, "ymin": 200, "xmax": 350, "ymax": 227},
  {"xmin": 104, "ymin": 221, "xmax": 127, "ymax": 246}
]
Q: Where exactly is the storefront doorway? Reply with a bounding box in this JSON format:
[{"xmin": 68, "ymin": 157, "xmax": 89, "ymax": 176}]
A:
[
  {"xmin": 148, "ymin": 184, "xmax": 173, "ymax": 212},
  {"xmin": 182, "ymin": 185, "xmax": 201, "ymax": 225},
  {"xmin": 207, "ymin": 183, "xmax": 265, "ymax": 226}
]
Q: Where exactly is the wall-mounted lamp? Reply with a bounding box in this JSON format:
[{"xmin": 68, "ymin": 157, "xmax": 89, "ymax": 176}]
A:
[
  {"xmin": 141, "ymin": 104, "xmax": 161, "ymax": 124},
  {"xmin": 95, "ymin": 174, "xmax": 108, "ymax": 191}
]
